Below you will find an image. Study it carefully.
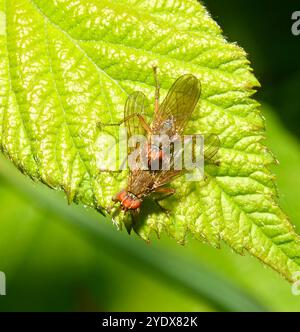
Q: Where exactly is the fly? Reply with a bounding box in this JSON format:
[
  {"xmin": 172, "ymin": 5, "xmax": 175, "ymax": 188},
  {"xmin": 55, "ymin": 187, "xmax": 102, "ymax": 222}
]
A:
[{"xmin": 98, "ymin": 67, "xmax": 220, "ymax": 213}]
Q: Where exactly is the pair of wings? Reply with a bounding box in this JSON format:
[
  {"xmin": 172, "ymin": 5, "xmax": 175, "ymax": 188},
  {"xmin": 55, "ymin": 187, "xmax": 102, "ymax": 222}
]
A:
[
  {"xmin": 125, "ymin": 74, "xmax": 201, "ymax": 138},
  {"xmin": 124, "ymin": 74, "xmax": 219, "ymax": 185}
]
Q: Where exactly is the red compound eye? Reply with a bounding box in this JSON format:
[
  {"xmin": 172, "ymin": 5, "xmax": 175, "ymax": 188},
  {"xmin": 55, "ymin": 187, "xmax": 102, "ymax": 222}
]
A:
[
  {"xmin": 113, "ymin": 189, "xmax": 126, "ymax": 203},
  {"xmin": 113, "ymin": 190, "xmax": 141, "ymax": 210}
]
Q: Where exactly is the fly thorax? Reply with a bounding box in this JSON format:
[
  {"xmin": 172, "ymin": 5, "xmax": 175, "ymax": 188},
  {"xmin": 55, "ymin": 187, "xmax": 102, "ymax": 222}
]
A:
[{"xmin": 127, "ymin": 192, "xmax": 139, "ymax": 200}]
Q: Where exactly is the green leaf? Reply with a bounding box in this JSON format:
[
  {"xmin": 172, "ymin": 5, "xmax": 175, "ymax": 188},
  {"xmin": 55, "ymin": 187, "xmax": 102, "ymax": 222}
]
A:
[{"xmin": 0, "ymin": 0, "xmax": 299, "ymax": 282}]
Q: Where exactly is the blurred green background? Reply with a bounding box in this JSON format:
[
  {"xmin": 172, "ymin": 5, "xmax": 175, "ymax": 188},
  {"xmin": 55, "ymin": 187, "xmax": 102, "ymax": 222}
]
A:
[{"xmin": 0, "ymin": 0, "xmax": 300, "ymax": 312}]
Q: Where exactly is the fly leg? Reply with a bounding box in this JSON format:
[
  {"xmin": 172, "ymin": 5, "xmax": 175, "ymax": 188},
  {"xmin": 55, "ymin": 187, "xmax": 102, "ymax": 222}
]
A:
[
  {"xmin": 205, "ymin": 159, "xmax": 221, "ymax": 167},
  {"xmin": 97, "ymin": 168, "xmax": 124, "ymax": 173},
  {"xmin": 153, "ymin": 187, "xmax": 176, "ymax": 216},
  {"xmin": 154, "ymin": 187, "xmax": 176, "ymax": 196},
  {"xmin": 97, "ymin": 113, "xmax": 152, "ymax": 134},
  {"xmin": 152, "ymin": 65, "xmax": 160, "ymax": 114}
]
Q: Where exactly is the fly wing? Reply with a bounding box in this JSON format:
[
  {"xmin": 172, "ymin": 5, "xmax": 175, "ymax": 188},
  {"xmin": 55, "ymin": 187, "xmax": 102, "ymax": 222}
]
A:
[
  {"xmin": 124, "ymin": 91, "xmax": 148, "ymax": 139},
  {"xmin": 124, "ymin": 92, "xmax": 150, "ymax": 171},
  {"xmin": 203, "ymin": 134, "xmax": 220, "ymax": 161},
  {"xmin": 151, "ymin": 144, "xmax": 185, "ymax": 189},
  {"xmin": 127, "ymin": 169, "xmax": 156, "ymax": 197},
  {"xmin": 152, "ymin": 170, "xmax": 183, "ymax": 189},
  {"xmin": 151, "ymin": 133, "xmax": 220, "ymax": 190},
  {"xmin": 152, "ymin": 74, "xmax": 201, "ymax": 136}
]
